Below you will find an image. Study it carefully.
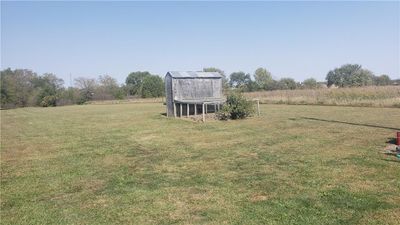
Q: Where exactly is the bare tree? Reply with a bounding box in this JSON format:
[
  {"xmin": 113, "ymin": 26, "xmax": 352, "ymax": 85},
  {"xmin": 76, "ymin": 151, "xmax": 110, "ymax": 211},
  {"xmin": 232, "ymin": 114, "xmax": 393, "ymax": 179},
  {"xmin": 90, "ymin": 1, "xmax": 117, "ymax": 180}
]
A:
[
  {"xmin": 74, "ymin": 77, "xmax": 97, "ymax": 102},
  {"xmin": 97, "ymin": 75, "xmax": 120, "ymax": 100}
]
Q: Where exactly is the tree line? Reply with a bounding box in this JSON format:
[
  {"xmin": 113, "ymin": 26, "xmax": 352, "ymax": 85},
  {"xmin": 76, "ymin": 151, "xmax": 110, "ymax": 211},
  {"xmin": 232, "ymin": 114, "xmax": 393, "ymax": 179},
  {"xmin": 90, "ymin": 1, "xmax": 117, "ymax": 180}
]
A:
[
  {"xmin": 1, "ymin": 64, "xmax": 397, "ymax": 109},
  {"xmin": 204, "ymin": 64, "xmax": 396, "ymax": 92},
  {"xmin": 0, "ymin": 69, "xmax": 165, "ymax": 109}
]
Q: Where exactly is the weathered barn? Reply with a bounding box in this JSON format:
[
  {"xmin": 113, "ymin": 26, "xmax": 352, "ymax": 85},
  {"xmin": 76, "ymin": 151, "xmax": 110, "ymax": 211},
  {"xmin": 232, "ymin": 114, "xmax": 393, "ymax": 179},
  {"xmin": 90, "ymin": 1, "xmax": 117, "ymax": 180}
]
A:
[{"xmin": 165, "ymin": 71, "xmax": 225, "ymax": 119}]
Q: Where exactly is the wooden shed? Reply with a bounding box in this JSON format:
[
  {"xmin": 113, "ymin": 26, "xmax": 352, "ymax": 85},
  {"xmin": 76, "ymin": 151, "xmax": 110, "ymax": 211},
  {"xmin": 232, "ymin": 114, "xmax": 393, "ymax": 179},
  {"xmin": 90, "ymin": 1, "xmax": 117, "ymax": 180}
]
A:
[{"xmin": 165, "ymin": 71, "xmax": 225, "ymax": 119}]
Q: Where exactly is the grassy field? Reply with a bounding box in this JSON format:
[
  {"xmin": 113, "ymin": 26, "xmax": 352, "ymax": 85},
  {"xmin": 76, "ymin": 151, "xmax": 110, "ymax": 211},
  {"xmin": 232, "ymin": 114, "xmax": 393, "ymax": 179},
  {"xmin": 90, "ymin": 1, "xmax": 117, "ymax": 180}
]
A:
[
  {"xmin": 1, "ymin": 103, "xmax": 400, "ymax": 225},
  {"xmin": 245, "ymin": 86, "xmax": 400, "ymax": 108}
]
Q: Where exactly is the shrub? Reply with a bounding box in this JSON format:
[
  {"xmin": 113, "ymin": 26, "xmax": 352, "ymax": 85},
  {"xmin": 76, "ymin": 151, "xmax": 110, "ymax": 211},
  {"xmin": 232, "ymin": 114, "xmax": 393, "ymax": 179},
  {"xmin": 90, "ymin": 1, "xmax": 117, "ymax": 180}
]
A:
[
  {"xmin": 40, "ymin": 95, "xmax": 57, "ymax": 107},
  {"xmin": 216, "ymin": 104, "xmax": 232, "ymax": 120},
  {"xmin": 217, "ymin": 92, "xmax": 254, "ymax": 120}
]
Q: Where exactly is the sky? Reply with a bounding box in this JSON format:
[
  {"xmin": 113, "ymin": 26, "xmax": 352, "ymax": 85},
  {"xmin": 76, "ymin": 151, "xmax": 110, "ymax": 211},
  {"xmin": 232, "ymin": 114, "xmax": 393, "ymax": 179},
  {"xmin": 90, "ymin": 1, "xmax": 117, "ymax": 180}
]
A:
[{"xmin": 1, "ymin": 1, "xmax": 399, "ymax": 85}]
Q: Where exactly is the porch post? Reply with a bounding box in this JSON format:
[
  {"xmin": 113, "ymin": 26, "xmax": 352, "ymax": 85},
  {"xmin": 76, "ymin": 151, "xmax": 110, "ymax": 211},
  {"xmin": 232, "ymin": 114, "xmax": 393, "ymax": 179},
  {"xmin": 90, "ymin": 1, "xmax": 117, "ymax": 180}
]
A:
[
  {"xmin": 202, "ymin": 103, "xmax": 205, "ymax": 122},
  {"xmin": 173, "ymin": 102, "xmax": 176, "ymax": 118}
]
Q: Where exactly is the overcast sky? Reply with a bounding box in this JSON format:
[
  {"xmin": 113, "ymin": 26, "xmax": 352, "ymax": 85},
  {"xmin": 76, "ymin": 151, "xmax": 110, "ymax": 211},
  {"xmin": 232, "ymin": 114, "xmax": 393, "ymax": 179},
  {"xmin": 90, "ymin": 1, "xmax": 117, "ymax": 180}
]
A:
[{"xmin": 1, "ymin": 1, "xmax": 399, "ymax": 85}]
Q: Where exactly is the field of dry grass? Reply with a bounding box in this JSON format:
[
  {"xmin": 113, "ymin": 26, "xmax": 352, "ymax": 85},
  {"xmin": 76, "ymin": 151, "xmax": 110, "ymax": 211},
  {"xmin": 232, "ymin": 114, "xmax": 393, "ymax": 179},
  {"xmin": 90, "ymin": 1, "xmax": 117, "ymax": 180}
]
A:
[
  {"xmin": 87, "ymin": 97, "xmax": 164, "ymax": 105},
  {"xmin": 1, "ymin": 103, "xmax": 400, "ymax": 224},
  {"xmin": 245, "ymin": 86, "xmax": 400, "ymax": 108}
]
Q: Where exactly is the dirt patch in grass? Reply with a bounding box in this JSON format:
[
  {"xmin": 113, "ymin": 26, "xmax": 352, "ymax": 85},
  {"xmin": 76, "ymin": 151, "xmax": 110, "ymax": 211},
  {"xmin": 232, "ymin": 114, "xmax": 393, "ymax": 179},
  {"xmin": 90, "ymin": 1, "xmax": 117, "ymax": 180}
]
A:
[{"xmin": 250, "ymin": 194, "xmax": 270, "ymax": 202}]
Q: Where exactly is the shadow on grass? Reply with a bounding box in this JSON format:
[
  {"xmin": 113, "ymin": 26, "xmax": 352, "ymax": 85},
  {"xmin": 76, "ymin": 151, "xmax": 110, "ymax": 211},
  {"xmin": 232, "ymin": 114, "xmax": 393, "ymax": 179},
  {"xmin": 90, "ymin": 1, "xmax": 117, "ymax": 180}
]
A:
[
  {"xmin": 380, "ymin": 158, "xmax": 400, "ymax": 163},
  {"xmin": 301, "ymin": 117, "xmax": 400, "ymax": 131},
  {"xmin": 386, "ymin": 138, "xmax": 397, "ymax": 144}
]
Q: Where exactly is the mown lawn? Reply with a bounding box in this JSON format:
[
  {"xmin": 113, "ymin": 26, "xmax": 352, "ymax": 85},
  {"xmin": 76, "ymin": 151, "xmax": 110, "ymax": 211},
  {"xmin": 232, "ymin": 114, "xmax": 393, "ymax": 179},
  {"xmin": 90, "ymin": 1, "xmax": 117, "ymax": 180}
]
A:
[{"xmin": 1, "ymin": 103, "xmax": 400, "ymax": 225}]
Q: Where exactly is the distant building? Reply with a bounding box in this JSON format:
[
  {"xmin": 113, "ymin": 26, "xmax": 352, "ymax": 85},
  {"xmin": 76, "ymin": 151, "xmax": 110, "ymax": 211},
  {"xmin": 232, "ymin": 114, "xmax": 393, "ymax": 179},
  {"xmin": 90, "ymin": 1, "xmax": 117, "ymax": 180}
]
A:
[{"xmin": 165, "ymin": 71, "xmax": 225, "ymax": 118}]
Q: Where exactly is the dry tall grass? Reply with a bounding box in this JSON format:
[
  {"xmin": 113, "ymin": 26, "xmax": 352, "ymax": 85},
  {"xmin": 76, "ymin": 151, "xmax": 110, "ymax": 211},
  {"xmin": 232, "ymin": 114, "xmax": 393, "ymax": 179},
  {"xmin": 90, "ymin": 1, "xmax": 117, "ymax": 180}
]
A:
[
  {"xmin": 245, "ymin": 86, "xmax": 400, "ymax": 108},
  {"xmin": 87, "ymin": 97, "xmax": 164, "ymax": 105}
]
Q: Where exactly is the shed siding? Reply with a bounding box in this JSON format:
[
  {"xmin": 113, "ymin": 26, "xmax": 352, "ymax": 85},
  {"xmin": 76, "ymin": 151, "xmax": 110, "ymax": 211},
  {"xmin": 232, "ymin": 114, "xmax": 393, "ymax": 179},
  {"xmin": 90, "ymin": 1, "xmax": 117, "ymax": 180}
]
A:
[
  {"xmin": 165, "ymin": 75, "xmax": 174, "ymax": 116},
  {"xmin": 165, "ymin": 71, "xmax": 224, "ymax": 117},
  {"xmin": 173, "ymin": 78, "xmax": 222, "ymax": 101}
]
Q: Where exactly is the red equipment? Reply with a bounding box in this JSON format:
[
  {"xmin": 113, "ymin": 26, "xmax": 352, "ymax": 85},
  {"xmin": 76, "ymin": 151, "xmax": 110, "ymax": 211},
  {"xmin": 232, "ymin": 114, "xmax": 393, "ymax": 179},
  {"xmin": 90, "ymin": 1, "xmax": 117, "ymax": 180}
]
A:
[{"xmin": 397, "ymin": 132, "xmax": 400, "ymax": 145}]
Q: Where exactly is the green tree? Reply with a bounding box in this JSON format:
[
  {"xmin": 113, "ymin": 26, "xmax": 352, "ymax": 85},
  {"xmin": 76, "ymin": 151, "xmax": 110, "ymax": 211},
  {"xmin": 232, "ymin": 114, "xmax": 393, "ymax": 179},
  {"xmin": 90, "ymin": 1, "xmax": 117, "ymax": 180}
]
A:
[
  {"xmin": 326, "ymin": 64, "xmax": 374, "ymax": 87},
  {"xmin": 350, "ymin": 69, "xmax": 374, "ymax": 87},
  {"xmin": 278, "ymin": 78, "xmax": 297, "ymax": 90},
  {"xmin": 229, "ymin": 72, "xmax": 251, "ymax": 88},
  {"xmin": 1, "ymin": 68, "xmax": 17, "ymax": 108},
  {"xmin": 141, "ymin": 75, "xmax": 164, "ymax": 98},
  {"xmin": 374, "ymin": 74, "xmax": 391, "ymax": 86},
  {"xmin": 32, "ymin": 73, "xmax": 64, "ymax": 106},
  {"xmin": 1, "ymin": 68, "xmax": 72, "ymax": 108},
  {"xmin": 302, "ymin": 78, "xmax": 318, "ymax": 89},
  {"xmin": 243, "ymin": 80, "xmax": 259, "ymax": 92},
  {"xmin": 0, "ymin": 68, "xmax": 37, "ymax": 108},
  {"xmin": 125, "ymin": 71, "xmax": 151, "ymax": 96},
  {"xmin": 254, "ymin": 67, "xmax": 272, "ymax": 90},
  {"xmin": 264, "ymin": 79, "xmax": 279, "ymax": 91}
]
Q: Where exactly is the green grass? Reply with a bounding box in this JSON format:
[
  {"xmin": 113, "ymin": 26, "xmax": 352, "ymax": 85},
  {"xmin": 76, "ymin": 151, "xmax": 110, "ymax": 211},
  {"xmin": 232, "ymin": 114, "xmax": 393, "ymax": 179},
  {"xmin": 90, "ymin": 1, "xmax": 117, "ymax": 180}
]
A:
[{"xmin": 1, "ymin": 103, "xmax": 400, "ymax": 225}]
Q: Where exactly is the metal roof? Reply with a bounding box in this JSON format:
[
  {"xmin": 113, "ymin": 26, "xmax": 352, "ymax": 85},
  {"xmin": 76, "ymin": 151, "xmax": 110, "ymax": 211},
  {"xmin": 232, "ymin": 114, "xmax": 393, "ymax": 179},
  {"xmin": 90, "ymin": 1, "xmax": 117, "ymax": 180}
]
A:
[{"xmin": 166, "ymin": 71, "xmax": 222, "ymax": 78}]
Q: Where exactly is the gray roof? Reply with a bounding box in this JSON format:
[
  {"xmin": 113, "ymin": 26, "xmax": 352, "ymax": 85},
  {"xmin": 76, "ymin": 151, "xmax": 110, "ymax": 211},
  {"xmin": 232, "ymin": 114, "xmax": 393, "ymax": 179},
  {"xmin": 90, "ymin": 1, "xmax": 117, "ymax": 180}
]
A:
[{"xmin": 166, "ymin": 71, "xmax": 222, "ymax": 78}]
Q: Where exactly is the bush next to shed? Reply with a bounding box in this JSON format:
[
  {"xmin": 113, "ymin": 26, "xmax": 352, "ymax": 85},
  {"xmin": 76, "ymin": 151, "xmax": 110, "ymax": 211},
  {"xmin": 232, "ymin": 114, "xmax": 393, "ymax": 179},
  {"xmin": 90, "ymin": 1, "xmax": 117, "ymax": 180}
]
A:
[{"xmin": 217, "ymin": 92, "xmax": 254, "ymax": 120}]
